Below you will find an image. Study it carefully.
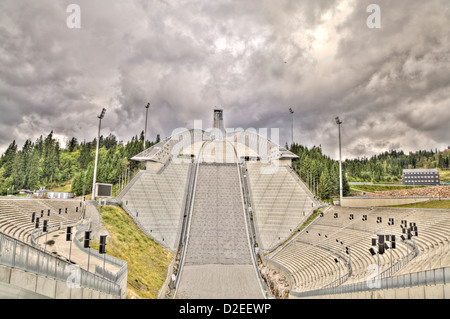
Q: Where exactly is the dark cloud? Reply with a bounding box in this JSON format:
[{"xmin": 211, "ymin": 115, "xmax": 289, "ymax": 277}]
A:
[{"xmin": 0, "ymin": 0, "xmax": 449, "ymax": 159}]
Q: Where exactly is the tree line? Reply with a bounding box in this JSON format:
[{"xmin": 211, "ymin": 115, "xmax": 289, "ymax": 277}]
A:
[
  {"xmin": 343, "ymin": 149, "xmax": 450, "ymax": 183},
  {"xmin": 0, "ymin": 130, "xmax": 160, "ymax": 196},
  {"xmin": 290, "ymin": 143, "xmax": 350, "ymax": 201},
  {"xmin": 289, "ymin": 144, "xmax": 450, "ymax": 201},
  {"xmin": 1, "ymin": 132, "xmax": 448, "ymax": 199}
]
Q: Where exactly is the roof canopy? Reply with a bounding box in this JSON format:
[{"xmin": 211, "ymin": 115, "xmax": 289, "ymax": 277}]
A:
[{"xmin": 131, "ymin": 110, "xmax": 298, "ymax": 164}]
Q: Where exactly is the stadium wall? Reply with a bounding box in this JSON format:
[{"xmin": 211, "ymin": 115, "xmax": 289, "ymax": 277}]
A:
[{"xmin": 0, "ymin": 265, "xmax": 118, "ymax": 299}]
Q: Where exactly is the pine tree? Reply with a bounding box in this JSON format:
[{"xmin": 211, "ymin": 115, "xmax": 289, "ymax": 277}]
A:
[
  {"xmin": 27, "ymin": 149, "xmax": 41, "ymax": 190},
  {"xmin": 1, "ymin": 140, "xmax": 17, "ymax": 179},
  {"xmin": 66, "ymin": 137, "xmax": 78, "ymax": 152},
  {"xmin": 342, "ymin": 172, "xmax": 350, "ymax": 196},
  {"xmin": 318, "ymin": 168, "xmax": 332, "ymax": 200}
]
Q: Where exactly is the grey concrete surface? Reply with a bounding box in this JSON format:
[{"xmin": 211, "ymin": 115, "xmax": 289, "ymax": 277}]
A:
[
  {"xmin": 0, "ymin": 280, "xmax": 49, "ymax": 299},
  {"xmin": 175, "ymin": 161, "xmax": 264, "ymax": 299},
  {"xmin": 175, "ymin": 264, "xmax": 264, "ymax": 299}
]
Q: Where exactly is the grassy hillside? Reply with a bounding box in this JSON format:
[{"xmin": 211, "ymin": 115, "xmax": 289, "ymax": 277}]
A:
[
  {"xmin": 48, "ymin": 180, "xmax": 73, "ymax": 193},
  {"xmin": 93, "ymin": 205, "xmax": 173, "ymax": 299},
  {"xmin": 384, "ymin": 200, "xmax": 450, "ymax": 209},
  {"xmin": 438, "ymin": 169, "xmax": 450, "ymax": 183},
  {"xmin": 350, "ymin": 184, "xmax": 426, "ymax": 193}
]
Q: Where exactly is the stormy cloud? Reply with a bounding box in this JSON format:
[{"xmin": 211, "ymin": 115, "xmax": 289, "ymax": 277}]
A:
[{"xmin": 0, "ymin": 0, "xmax": 449, "ymax": 159}]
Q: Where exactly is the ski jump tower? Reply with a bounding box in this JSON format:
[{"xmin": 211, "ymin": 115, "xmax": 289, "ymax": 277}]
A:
[{"xmin": 211, "ymin": 109, "xmax": 226, "ymax": 141}]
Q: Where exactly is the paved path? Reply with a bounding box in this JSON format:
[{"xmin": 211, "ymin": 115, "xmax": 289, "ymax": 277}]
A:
[
  {"xmin": 35, "ymin": 202, "xmax": 119, "ymax": 274},
  {"xmin": 175, "ymin": 265, "xmax": 264, "ymax": 299}
]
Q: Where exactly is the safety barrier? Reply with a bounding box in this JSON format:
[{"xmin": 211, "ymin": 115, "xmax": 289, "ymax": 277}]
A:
[
  {"xmin": 291, "ymin": 266, "xmax": 450, "ymax": 298},
  {"xmin": 0, "ymin": 231, "xmax": 120, "ymax": 296}
]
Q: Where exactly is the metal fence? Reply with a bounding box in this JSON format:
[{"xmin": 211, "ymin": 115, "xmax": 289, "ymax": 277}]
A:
[
  {"xmin": 73, "ymin": 223, "xmax": 128, "ymax": 283},
  {"xmin": 290, "ymin": 266, "xmax": 450, "ymax": 298},
  {"xmin": 239, "ymin": 162, "xmax": 270, "ymax": 298},
  {"xmin": 0, "ymin": 231, "xmax": 120, "ymax": 296},
  {"xmin": 173, "ymin": 159, "xmax": 198, "ymax": 289}
]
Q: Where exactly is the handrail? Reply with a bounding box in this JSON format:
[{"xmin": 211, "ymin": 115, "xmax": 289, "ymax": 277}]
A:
[
  {"xmin": 173, "ymin": 160, "xmax": 195, "ymax": 257},
  {"xmin": 121, "ymin": 203, "xmax": 171, "ymax": 250},
  {"xmin": 72, "ymin": 222, "xmax": 128, "ymax": 283},
  {"xmin": 30, "ymin": 201, "xmax": 85, "ymax": 248},
  {"xmin": 286, "ymin": 165, "xmax": 321, "ymax": 205},
  {"xmin": 116, "ymin": 170, "xmax": 145, "ymax": 202},
  {"xmin": 290, "ymin": 256, "xmax": 443, "ymax": 299},
  {"xmin": 285, "ymin": 235, "xmax": 420, "ymax": 298},
  {"xmin": 235, "ymin": 153, "xmax": 269, "ymax": 298},
  {"xmin": 156, "ymin": 156, "xmax": 172, "ymax": 175},
  {"xmin": 172, "ymin": 141, "xmax": 205, "ymax": 292},
  {"xmin": 0, "ymin": 230, "xmax": 120, "ymax": 297},
  {"xmin": 241, "ymin": 161, "xmax": 265, "ymax": 254}
]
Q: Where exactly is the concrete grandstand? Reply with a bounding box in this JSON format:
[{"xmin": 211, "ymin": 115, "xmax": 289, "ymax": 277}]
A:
[
  {"xmin": 118, "ymin": 109, "xmax": 319, "ymax": 298},
  {"xmin": 0, "ymin": 198, "xmax": 127, "ymax": 299},
  {"xmin": 119, "ymin": 109, "xmax": 450, "ymax": 299},
  {"xmin": 2, "ymin": 109, "xmax": 449, "ymax": 300}
]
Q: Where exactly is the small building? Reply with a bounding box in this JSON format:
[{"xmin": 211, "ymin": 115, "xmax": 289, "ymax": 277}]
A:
[
  {"xmin": 47, "ymin": 191, "xmax": 74, "ymax": 199},
  {"xmin": 33, "ymin": 186, "xmax": 48, "ymax": 198},
  {"xmin": 402, "ymin": 169, "xmax": 440, "ymax": 186}
]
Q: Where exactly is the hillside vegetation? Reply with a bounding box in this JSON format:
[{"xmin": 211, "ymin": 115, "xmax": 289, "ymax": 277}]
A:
[
  {"xmin": 384, "ymin": 200, "xmax": 450, "ymax": 209},
  {"xmin": 289, "ymin": 144, "xmax": 450, "ymax": 201},
  {"xmin": 0, "ymin": 131, "xmax": 160, "ymax": 196},
  {"xmin": 350, "ymin": 184, "xmax": 426, "ymax": 193},
  {"xmin": 93, "ymin": 205, "xmax": 173, "ymax": 299}
]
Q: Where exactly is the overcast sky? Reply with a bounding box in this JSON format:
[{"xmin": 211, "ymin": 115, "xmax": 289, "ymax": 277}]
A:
[{"xmin": 0, "ymin": 0, "xmax": 449, "ymax": 160}]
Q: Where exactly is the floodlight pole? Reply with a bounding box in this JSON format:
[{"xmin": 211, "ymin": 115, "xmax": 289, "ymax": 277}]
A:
[
  {"xmin": 92, "ymin": 108, "xmax": 106, "ymax": 201},
  {"xmin": 336, "ymin": 117, "xmax": 343, "ymax": 205},
  {"xmin": 144, "ymin": 102, "xmax": 150, "ymax": 149},
  {"xmin": 69, "ymin": 239, "xmax": 72, "ymax": 263}
]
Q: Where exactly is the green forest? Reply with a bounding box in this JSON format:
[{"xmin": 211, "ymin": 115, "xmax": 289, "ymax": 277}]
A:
[
  {"xmin": 290, "ymin": 143, "xmax": 351, "ymax": 201},
  {"xmin": 0, "ymin": 131, "xmax": 160, "ymax": 197},
  {"xmin": 1, "ymin": 133, "xmax": 448, "ymax": 201},
  {"xmin": 343, "ymin": 149, "xmax": 450, "ymax": 182}
]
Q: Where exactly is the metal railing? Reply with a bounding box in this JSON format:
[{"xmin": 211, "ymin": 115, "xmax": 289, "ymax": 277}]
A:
[
  {"xmin": 30, "ymin": 219, "xmax": 82, "ymax": 248},
  {"xmin": 116, "ymin": 170, "xmax": 145, "ymax": 202},
  {"xmin": 267, "ymin": 210, "xmax": 421, "ymax": 298},
  {"xmin": 73, "ymin": 222, "xmax": 128, "ymax": 283},
  {"xmin": 289, "ymin": 238, "xmax": 421, "ymax": 298},
  {"xmin": 238, "ymin": 161, "xmax": 270, "ymax": 298},
  {"xmin": 173, "ymin": 142, "xmax": 205, "ymax": 290},
  {"xmin": 286, "ymin": 166, "xmax": 322, "ymax": 206},
  {"xmin": 0, "ymin": 231, "xmax": 120, "ymax": 296},
  {"xmin": 30, "ymin": 201, "xmax": 85, "ymax": 248},
  {"xmin": 291, "ymin": 266, "xmax": 450, "ymax": 298},
  {"xmin": 172, "ymin": 161, "xmax": 198, "ymax": 289}
]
